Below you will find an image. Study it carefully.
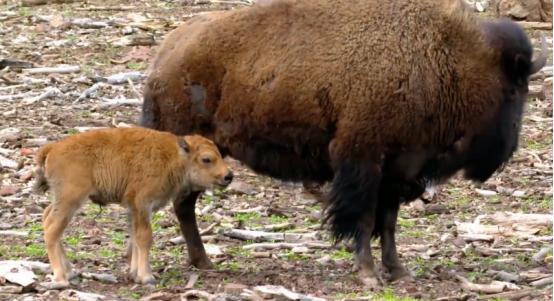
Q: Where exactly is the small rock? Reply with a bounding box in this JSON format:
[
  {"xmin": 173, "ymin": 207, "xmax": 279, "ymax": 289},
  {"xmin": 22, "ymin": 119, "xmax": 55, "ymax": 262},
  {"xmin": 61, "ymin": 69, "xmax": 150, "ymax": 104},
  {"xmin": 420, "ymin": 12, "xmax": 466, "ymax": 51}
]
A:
[
  {"xmin": 495, "ymin": 270, "xmax": 520, "ymax": 283},
  {"xmin": 425, "ymin": 204, "xmax": 449, "ymax": 215},
  {"xmin": 59, "ymin": 289, "xmax": 106, "ymax": 301},
  {"xmin": 0, "ymin": 223, "xmax": 12, "ymax": 230},
  {"xmin": 20, "ymin": 148, "xmax": 34, "ymax": 156},
  {"xmin": 227, "ymin": 180, "xmax": 256, "ymax": 195},
  {"xmin": 24, "ymin": 138, "xmax": 49, "ymax": 147},
  {"xmin": 512, "ymin": 190, "xmax": 526, "ymax": 197},
  {"xmin": 532, "ymin": 247, "xmax": 552, "ymax": 263},
  {"xmin": 121, "ymin": 26, "xmax": 135, "ymax": 35},
  {"xmin": 291, "ymin": 246, "xmax": 309, "ymax": 253},
  {"xmin": 204, "ymin": 244, "xmax": 223, "ymax": 256},
  {"xmin": 224, "ymin": 283, "xmax": 248, "ymax": 296},
  {"xmin": 0, "ymin": 155, "xmax": 18, "ymax": 169},
  {"xmin": 410, "ymin": 199, "xmax": 426, "ymax": 212},
  {"xmin": 169, "ymin": 236, "xmax": 185, "ymax": 245},
  {"xmin": 0, "ymin": 285, "xmax": 23, "ymax": 294},
  {"xmin": 0, "ymin": 186, "xmax": 20, "ymax": 196},
  {"xmin": 316, "ymin": 255, "xmax": 332, "ymax": 265},
  {"xmin": 0, "ymin": 128, "xmax": 21, "ymax": 142}
]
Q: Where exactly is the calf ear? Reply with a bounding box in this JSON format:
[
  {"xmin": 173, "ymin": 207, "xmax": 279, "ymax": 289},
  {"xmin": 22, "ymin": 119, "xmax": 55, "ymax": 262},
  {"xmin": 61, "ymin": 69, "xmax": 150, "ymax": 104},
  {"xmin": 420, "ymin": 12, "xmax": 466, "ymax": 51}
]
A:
[{"xmin": 178, "ymin": 137, "xmax": 190, "ymax": 153}]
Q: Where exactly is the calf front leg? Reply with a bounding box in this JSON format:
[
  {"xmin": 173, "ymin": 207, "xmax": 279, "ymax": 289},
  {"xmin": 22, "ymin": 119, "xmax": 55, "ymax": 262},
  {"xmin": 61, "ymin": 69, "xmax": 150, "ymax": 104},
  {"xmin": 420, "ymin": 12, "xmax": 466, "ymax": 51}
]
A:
[{"xmin": 172, "ymin": 191, "xmax": 213, "ymax": 269}]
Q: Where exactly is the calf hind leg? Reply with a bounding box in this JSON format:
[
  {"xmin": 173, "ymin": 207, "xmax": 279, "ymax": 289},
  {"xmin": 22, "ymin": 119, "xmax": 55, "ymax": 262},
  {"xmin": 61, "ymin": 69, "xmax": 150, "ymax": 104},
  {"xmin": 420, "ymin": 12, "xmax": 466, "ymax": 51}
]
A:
[
  {"xmin": 130, "ymin": 206, "xmax": 155, "ymax": 284},
  {"xmin": 43, "ymin": 186, "xmax": 88, "ymax": 287}
]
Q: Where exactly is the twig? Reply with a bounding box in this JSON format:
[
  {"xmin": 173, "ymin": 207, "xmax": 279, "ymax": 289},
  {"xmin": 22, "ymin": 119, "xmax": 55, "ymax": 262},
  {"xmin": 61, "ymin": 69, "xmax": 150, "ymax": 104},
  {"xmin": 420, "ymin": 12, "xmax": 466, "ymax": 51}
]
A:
[
  {"xmin": 199, "ymin": 222, "xmax": 219, "ymax": 236},
  {"xmin": 184, "ymin": 273, "xmax": 199, "ymax": 289},
  {"xmin": 127, "ymin": 77, "xmax": 142, "ymax": 100}
]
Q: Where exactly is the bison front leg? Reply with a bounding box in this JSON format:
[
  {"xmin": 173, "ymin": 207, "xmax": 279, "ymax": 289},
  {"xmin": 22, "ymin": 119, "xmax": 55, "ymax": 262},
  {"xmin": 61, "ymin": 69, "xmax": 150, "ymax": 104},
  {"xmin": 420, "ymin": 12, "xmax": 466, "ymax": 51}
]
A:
[
  {"xmin": 380, "ymin": 204, "xmax": 412, "ymax": 282},
  {"xmin": 172, "ymin": 191, "xmax": 213, "ymax": 269}
]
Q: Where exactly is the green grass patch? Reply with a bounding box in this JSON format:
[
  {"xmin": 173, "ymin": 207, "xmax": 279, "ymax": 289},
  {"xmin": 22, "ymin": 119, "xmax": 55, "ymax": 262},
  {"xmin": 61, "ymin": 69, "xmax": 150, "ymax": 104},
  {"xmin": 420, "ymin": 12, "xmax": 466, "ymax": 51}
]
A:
[
  {"xmin": 330, "ymin": 247, "xmax": 353, "ymax": 260},
  {"xmin": 234, "ymin": 212, "xmax": 261, "ymax": 227}
]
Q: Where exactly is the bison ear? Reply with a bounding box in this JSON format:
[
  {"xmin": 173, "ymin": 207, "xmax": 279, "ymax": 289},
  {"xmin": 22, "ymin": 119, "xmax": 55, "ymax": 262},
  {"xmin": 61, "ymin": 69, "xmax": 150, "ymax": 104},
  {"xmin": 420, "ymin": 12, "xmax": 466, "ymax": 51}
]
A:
[{"xmin": 178, "ymin": 137, "xmax": 190, "ymax": 153}]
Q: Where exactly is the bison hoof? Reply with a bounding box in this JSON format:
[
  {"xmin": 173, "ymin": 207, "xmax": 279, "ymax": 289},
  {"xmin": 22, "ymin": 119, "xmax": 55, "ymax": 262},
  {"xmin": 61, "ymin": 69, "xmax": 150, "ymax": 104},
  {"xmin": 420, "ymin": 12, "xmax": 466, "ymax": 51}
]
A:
[
  {"xmin": 190, "ymin": 258, "xmax": 214, "ymax": 270},
  {"xmin": 389, "ymin": 268, "xmax": 414, "ymax": 283},
  {"xmin": 358, "ymin": 269, "xmax": 384, "ymax": 291}
]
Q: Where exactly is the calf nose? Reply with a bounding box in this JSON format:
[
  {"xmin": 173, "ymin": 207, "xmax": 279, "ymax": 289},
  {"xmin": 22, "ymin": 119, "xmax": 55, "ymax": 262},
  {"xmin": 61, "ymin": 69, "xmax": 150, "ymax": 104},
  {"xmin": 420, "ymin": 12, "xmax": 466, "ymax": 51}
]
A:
[{"xmin": 224, "ymin": 171, "xmax": 234, "ymax": 184}]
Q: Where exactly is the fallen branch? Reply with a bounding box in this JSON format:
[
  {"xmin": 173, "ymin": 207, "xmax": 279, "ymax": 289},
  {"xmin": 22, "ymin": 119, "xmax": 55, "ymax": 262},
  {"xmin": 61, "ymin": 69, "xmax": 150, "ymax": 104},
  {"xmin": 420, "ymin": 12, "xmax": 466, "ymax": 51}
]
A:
[
  {"xmin": 22, "ymin": 87, "xmax": 62, "ymax": 105},
  {"xmin": 81, "ymin": 272, "xmax": 117, "ymax": 284},
  {"xmin": 253, "ymin": 222, "xmax": 293, "ymax": 231},
  {"xmin": 0, "ymin": 230, "xmax": 28, "ymax": 237},
  {"xmin": 516, "ymin": 21, "xmax": 552, "ymax": 30},
  {"xmin": 74, "ymin": 82, "xmax": 105, "ymax": 103},
  {"xmin": 477, "ymin": 289, "xmax": 535, "ymax": 300},
  {"xmin": 456, "ymin": 275, "xmax": 520, "ymax": 294},
  {"xmin": 0, "ymin": 91, "xmax": 39, "ymax": 101},
  {"xmin": 459, "ymin": 233, "xmax": 494, "ymax": 242},
  {"xmin": 530, "ymin": 276, "xmax": 552, "ymax": 288},
  {"xmin": 253, "ymin": 285, "xmax": 326, "ymax": 301},
  {"xmin": 24, "ymin": 65, "xmax": 80, "ymax": 74},
  {"xmin": 220, "ymin": 228, "xmax": 318, "ymax": 242},
  {"xmin": 74, "ymin": 5, "xmax": 135, "ymax": 11},
  {"xmin": 242, "ymin": 241, "xmax": 330, "ymax": 250},
  {"xmin": 98, "ymin": 98, "xmax": 142, "ymax": 109}
]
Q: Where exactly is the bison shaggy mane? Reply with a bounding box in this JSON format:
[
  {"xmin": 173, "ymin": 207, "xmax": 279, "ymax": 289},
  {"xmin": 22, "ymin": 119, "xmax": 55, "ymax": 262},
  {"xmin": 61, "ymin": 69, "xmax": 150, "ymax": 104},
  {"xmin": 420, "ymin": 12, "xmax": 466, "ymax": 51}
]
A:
[{"xmin": 140, "ymin": 0, "xmax": 547, "ymax": 288}]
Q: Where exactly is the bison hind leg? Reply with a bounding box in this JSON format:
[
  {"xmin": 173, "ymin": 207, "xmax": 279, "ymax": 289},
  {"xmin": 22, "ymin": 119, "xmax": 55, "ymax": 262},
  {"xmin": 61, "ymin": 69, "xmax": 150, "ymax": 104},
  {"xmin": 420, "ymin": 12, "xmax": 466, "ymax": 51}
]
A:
[{"xmin": 323, "ymin": 157, "xmax": 384, "ymax": 289}]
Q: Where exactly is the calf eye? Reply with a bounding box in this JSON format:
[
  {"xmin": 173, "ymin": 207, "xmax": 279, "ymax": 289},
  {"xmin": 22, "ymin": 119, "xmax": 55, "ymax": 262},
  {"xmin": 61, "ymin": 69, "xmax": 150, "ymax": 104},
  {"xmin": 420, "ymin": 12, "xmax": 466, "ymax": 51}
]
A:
[{"xmin": 202, "ymin": 157, "xmax": 212, "ymax": 164}]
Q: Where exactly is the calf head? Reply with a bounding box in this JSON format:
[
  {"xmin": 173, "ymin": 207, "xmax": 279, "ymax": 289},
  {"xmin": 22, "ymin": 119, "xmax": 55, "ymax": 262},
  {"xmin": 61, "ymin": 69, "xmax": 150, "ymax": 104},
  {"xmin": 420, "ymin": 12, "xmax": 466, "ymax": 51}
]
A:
[{"xmin": 180, "ymin": 135, "xmax": 233, "ymax": 190}]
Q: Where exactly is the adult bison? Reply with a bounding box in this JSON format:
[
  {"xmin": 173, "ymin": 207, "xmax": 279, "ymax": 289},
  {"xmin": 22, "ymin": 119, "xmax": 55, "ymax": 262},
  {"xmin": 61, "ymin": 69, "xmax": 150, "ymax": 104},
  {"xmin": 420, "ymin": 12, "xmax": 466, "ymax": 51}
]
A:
[{"xmin": 140, "ymin": 0, "xmax": 547, "ymax": 288}]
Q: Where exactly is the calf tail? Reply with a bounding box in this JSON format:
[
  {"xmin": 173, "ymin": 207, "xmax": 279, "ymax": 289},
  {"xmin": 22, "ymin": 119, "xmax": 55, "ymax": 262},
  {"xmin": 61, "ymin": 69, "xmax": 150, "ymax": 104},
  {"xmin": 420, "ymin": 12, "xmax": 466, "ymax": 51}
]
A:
[{"xmin": 34, "ymin": 144, "xmax": 53, "ymax": 194}]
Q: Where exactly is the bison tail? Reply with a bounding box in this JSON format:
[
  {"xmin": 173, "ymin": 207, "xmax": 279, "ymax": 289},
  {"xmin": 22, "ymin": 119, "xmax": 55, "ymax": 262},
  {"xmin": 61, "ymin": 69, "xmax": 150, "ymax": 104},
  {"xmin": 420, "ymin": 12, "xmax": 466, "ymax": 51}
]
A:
[
  {"xmin": 34, "ymin": 144, "xmax": 53, "ymax": 194},
  {"xmin": 323, "ymin": 159, "xmax": 381, "ymax": 244}
]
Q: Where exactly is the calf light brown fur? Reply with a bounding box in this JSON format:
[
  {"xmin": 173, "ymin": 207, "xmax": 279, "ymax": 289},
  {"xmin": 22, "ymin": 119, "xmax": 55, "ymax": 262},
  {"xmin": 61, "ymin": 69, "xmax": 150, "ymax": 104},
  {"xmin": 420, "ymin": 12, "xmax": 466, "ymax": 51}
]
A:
[{"xmin": 35, "ymin": 127, "xmax": 233, "ymax": 287}]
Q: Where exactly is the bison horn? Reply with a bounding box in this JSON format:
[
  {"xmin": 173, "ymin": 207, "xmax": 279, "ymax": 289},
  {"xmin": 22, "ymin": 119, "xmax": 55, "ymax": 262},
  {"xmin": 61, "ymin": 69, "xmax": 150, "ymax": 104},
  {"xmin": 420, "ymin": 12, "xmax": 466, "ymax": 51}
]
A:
[{"xmin": 530, "ymin": 33, "xmax": 548, "ymax": 75}]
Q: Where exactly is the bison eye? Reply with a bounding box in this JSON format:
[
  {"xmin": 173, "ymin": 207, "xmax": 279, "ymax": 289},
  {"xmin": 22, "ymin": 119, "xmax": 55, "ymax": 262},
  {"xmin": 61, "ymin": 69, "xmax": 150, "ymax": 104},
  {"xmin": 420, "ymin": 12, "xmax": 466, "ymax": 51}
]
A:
[{"xmin": 202, "ymin": 157, "xmax": 212, "ymax": 164}]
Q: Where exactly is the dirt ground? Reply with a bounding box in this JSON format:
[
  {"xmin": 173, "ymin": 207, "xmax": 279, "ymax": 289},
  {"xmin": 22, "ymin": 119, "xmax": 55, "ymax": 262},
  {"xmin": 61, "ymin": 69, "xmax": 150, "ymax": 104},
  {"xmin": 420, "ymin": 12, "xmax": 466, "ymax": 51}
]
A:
[{"xmin": 0, "ymin": 1, "xmax": 552, "ymax": 300}]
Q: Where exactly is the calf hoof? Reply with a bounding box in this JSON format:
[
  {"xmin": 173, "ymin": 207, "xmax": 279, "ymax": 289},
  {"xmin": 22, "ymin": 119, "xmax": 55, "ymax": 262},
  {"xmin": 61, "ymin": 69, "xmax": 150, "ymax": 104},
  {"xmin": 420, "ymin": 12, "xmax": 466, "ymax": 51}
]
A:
[
  {"xmin": 190, "ymin": 258, "xmax": 214, "ymax": 270},
  {"xmin": 40, "ymin": 280, "xmax": 70, "ymax": 290},
  {"xmin": 135, "ymin": 274, "xmax": 157, "ymax": 285}
]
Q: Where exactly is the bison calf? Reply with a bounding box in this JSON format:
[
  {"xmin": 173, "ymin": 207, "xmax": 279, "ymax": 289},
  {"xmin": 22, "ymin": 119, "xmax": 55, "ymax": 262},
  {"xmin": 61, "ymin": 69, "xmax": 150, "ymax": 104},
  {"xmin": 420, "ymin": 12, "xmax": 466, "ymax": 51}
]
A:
[{"xmin": 35, "ymin": 127, "xmax": 232, "ymax": 287}]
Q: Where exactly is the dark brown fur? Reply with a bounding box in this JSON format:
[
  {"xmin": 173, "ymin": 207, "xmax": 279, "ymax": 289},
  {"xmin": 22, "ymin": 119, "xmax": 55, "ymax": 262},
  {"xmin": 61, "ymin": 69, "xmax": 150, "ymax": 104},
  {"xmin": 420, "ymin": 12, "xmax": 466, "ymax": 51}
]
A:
[{"xmin": 141, "ymin": 0, "xmax": 546, "ymax": 287}]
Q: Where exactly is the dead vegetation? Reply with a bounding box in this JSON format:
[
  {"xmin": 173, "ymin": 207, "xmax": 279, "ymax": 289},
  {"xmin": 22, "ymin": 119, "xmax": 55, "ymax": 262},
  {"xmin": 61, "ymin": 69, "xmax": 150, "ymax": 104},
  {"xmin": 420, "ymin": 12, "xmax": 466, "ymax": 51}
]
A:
[{"xmin": 0, "ymin": 0, "xmax": 552, "ymax": 300}]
